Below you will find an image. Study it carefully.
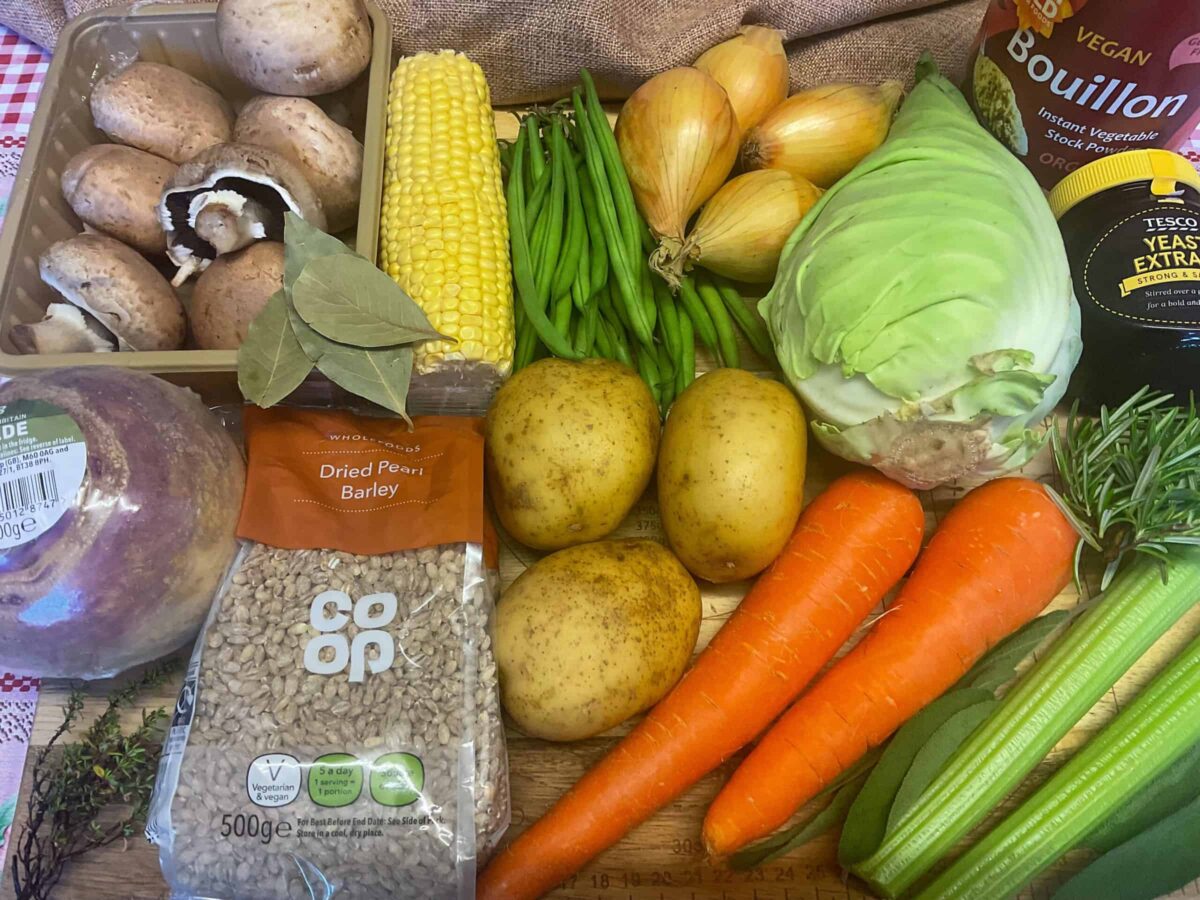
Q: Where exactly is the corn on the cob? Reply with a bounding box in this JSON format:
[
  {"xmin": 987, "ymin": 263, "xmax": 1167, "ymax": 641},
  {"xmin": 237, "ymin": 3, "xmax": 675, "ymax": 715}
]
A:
[{"xmin": 379, "ymin": 50, "xmax": 514, "ymax": 376}]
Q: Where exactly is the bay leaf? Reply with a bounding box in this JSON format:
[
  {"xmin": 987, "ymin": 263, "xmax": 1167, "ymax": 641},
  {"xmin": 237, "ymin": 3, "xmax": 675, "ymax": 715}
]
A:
[
  {"xmin": 284, "ymin": 211, "xmax": 353, "ymax": 290},
  {"xmin": 316, "ymin": 344, "xmax": 414, "ymax": 427},
  {"xmin": 731, "ymin": 776, "xmax": 868, "ymax": 872},
  {"xmin": 838, "ymin": 688, "xmax": 994, "ymax": 867},
  {"xmin": 287, "ymin": 297, "xmax": 349, "ymax": 363},
  {"xmin": 1081, "ymin": 739, "xmax": 1200, "ymax": 854},
  {"xmin": 1054, "ymin": 793, "xmax": 1200, "ymax": 900},
  {"xmin": 887, "ymin": 699, "xmax": 998, "ymax": 830},
  {"xmin": 956, "ymin": 610, "xmax": 1071, "ymax": 693},
  {"xmin": 237, "ymin": 289, "xmax": 313, "ymax": 408},
  {"xmin": 293, "ymin": 253, "xmax": 441, "ymax": 347}
]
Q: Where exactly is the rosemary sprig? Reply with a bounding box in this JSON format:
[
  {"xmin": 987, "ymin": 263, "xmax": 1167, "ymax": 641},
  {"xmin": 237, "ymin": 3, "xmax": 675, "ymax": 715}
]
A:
[
  {"xmin": 1046, "ymin": 387, "xmax": 1200, "ymax": 590},
  {"xmin": 10, "ymin": 662, "xmax": 175, "ymax": 900}
]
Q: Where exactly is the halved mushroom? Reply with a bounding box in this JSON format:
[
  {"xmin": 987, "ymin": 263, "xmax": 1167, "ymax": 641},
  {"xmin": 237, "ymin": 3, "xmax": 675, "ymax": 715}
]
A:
[
  {"xmin": 90, "ymin": 62, "xmax": 233, "ymax": 164},
  {"xmin": 217, "ymin": 0, "xmax": 372, "ymax": 97},
  {"xmin": 234, "ymin": 96, "xmax": 363, "ymax": 232},
  {"xmin": 61, "ymin": 144, "xmax": 177, "ymax": 255},
  {"xmin": 39, "ymin": 234, "xmax": 186, "ymax": 351},
  {"xmin": 190, "ymin": 241, "xmax": 284, "ymax": 349},
  {"xmin": 159, "ymin": 143, "xmax": 326, "ymax": 285},
  {"xmin": 11, "ymin": 303, "xmax": 118, "ymax": 355}
]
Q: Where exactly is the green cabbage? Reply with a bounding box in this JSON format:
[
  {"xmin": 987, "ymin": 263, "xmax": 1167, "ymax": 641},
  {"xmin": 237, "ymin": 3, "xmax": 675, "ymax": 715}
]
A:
[{"xmin": 760, "ymin": 55, "xmax": 1080, "ymax": 489}]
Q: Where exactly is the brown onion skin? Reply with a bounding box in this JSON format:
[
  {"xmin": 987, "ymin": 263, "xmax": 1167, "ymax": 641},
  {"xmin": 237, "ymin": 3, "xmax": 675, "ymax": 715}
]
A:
[
  {"xmin": 0, "ymin": 368, "xmax": 244, "ymax": 679},
  {"xmin": 615, "ymin": 67, "xmax": 741, "ymax": 243}
]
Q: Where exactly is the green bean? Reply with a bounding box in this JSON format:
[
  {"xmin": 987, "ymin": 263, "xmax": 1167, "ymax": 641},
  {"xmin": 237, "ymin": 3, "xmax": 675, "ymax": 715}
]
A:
[
  {"xmin": 580, "ymin": 69, "xmax": 640, "ymax": 261},
  {"xmin": 572, "ymin": 88, "xmax": 653, "ymax": 346},
  {"xmin": 602, "ymin": 276, "xmax": 633, "ymax": 333},
  {"xmin": 676, "ymin": 312, "xmax": 695, "ymax": 395},
  {"xmin": 592, "ymin": 315, "xmax": 614, "ymax": 359},
  {"xmin": 654, "ymin": 278, "xmax": 682, "ymax": 371},
  {"xmin": 605, "ymin": 317, "xmax": 635, "ymax": 369},
  {"xmin": 514, "ymin": 316, "xmax": 538, "ymax": 370},
  {"xmin": 534, "ymin": 122, "xmax": 567, "ymax": 307},
  {"xmin": 525, "ymin": 115, "xmax": 547, "ymax": 181},
  {"xmin": 550, "ymin": 130, "xmax": 586, "ymax": 302},
  {"xmin": 677, "ymin": 276, "xmax": 719, "ymax": 354},
  {"xmin": 579, "ymin": 172, "xmax": 609, "ymax": 297},
  {"xmin": 695, "ymin": 273, "xmax": 740, "ymax": 368},
  {"xmin": 553, "ymin": 293, "xmax": 574, "ymax": 338},
  {"xmin": 656, "ymin": 339, "xmax": 677, "ymax": 410},
  {"xmin": 637, "ymin": 258, "xmax": 658, "ymax": 346},
  {"xmin": 710, "ymin": 273, "xmax": 774, "ymax": 360},
  {"xmin": 523, "ymin": 118, "xmax": 551, "ymax": 226},
  {"xmin": 574, "ymin": 295, "xmax": 599, "ymax": 356},
  {"xmin": 506, "ymin": 124, "xmax": 581, "ymax": 360},
  {"xmin": 637, "ymin": 346, "xmax": 663, "ymax": 410},
  {"xmin": 573, "ymin": 224, "xmax": 591, "ymax": 311}
]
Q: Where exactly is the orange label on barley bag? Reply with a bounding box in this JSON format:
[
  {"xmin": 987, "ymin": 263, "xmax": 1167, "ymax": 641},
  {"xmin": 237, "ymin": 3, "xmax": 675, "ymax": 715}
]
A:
[{"xmin": 237, "ymin": 408, "xmax": 496, "ymax": 563}]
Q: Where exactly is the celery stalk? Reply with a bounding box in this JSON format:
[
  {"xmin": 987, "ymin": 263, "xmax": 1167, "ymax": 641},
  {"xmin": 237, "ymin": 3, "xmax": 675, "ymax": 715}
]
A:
[
  {"xmin": 853, "ymin": 548, "xmax": 1200, "ymax": 897},
  {"xmin": 914, "ymin": 628, "xmax": 1200, "ymax": 900}
]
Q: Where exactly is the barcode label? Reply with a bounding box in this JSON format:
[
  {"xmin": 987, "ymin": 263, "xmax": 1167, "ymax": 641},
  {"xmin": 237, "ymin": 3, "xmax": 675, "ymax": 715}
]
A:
[{"xmin": 0, "ymin": 470, "xmax": 59, "ymax": 513}]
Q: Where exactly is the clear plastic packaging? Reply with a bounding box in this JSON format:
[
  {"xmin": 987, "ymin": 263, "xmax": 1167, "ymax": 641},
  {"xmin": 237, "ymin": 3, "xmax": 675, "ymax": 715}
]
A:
[{"xmin": 147, "ymin": 409, "xmax": 509, "ymax": 899}]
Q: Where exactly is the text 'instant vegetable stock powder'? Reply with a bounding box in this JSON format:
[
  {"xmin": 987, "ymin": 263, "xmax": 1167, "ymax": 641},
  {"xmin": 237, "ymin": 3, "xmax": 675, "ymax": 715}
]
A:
[{"xmin": 968, "ymin": 0, "xmax": 1200, "ymax": 187}]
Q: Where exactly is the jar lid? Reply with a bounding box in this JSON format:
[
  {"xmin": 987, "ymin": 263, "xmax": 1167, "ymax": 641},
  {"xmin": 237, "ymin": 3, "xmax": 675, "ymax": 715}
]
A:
[{"xmin": 1048, "ymin": 149, "xmax": 1200, "ymax": 220}]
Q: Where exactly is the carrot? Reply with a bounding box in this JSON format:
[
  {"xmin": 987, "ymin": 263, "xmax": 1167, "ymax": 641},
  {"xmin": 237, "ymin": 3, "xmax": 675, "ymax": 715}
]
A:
[
  {"xmin": 478, "ymin": 471, "xmax": 924, "ymax": 900},
  {"xmin": 702, "ymin": 477, "xmax": 1078, "ymax": 858}
]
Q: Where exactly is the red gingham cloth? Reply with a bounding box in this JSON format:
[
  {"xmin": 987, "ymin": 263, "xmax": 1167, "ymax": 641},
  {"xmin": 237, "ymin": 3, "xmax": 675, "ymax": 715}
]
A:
[
  {"xmin": 0, "ymin": 25, "xmax": 47, "ymax": 229},
  {"xmin": 0, "ymin": 25, "xmax": 46, "ymax": 869}
]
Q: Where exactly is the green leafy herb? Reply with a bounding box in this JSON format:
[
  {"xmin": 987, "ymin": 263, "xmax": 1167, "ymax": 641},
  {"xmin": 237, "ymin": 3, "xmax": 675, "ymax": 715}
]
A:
[
  {"xmin": 1048, "ymin": 388, "xmax": 1200, "ymax": 589},
  {"xmin": 240, "ymin": 212, "xmax": 441, "ymax": 419},
  {"xmin": 292, "ymin": 254, "xmax": 441, "ymax": 348},
  {"xmin": 1081, "ymin": 739, "xmax": 1200, "ymax": 854},
  {"xmin": 237, "ymin": 290, "xmax": 313, "ymax": 408},
  {"xmin": 283, "ymin": 212, "xmax": 353, "ymax": 289},
  {"xmin": 316, "ymin": 346, "xmax": 415, "ymax": 427},
  {"xmin": 887, "ymin": 700, "xmax": 996, "ymax": 830},
  {"xmin": 838, "ymin": 688, "xmax": 994, "ymax": 867},
  {"xmin": 10, "ymin": 663, "xmax": 175, "ymax": 900},
  {"xmin": 731, "ymin": 776, "xmax": 867, "ymax": 871},
  {"xmin": 955, "ymin": 609, "xmax": 1070, "ymax": 693},
  {"xmin": 1053, "ymin": 791, "xmax": 1200, "ymax": 900}
]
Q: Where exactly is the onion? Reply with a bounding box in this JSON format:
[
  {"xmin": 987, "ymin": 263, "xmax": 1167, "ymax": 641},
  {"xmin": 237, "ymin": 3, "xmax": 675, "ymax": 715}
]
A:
[
  {"xmin": 615, "ymin": 67, "xmax": 740, "ymax": 251},
  {"xmin": 742, "ymin": 81, "xmax": 903, "ymax": 188},
  {"xmin": 654, "ymin": 169, "xmax": 822, "ymax": 285},
  {"xmin": 694, "ymin": 26, "xmax": 790, "ymax": 134}
]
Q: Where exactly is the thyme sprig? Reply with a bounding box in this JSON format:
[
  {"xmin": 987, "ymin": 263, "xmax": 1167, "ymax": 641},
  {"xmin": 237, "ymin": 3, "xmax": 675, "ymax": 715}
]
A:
[
  {"xmin": 10, "ymin": 662, "xmax": 175, "ymax": 900},
  {"xmin": 1046, "ymin": 388, "xmax": 1200, "ymax": 590}
]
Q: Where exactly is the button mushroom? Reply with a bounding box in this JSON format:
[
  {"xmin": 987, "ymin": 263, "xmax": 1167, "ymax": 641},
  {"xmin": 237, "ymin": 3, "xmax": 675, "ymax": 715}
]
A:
[
  {"xmin": 190, "ymin": 241, "xmax": 284, "ymax": 349},
  {"xmin": 159, "ymin": 142, "xmax": 326, "ymax": 285},
  {"xmin": 234, "ymin": 96, "xmax": 363, "ymax": 233},
  {"xmin": 90, "ymin": 62, "xmax": 234, "ymax": 164},
  {"xmin": 10, "ymin": 304, "xmax": 118, "ymax": 355},
  {"xmin": 39, "ymin": 234, "xmax": 186, "ymax": 351},
  {"xmin": 217, "ymin": 0, "xmax": 372, "ymax": 97},
  {"xmin": 60, "ymin": 144, "xmax": 177, "ymax": 255}
]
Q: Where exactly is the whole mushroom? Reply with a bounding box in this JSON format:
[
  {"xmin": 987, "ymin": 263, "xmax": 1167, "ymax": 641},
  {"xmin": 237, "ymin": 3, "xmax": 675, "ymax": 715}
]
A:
[
  {"xmin": 90, "ymin": 62, "xmax": 233, "ymax": 164},
  {"xmin": 190, "ymin": 241, "xmax": 283, "ymax": 349},
  {"xmin": 10, "ymin": 304, "xmax": 117, "ymax": 355},
  {"xmin": 60, "ymin": 144, "xmax": 177, "ymax": 255},
  {"xmin": 234, "ymin": 96, "xmax": 363, "ymax": 232},
  {"xmin": 159, "ymin": 142, "xmax": 326, "ymax": 284},
  {"xmin": 39, "ymin": 233, "xmax": 186, "ymax": 351},
  {"xmin": 217, "ymin": 0, "xmax": 372, "ymax": 97}
]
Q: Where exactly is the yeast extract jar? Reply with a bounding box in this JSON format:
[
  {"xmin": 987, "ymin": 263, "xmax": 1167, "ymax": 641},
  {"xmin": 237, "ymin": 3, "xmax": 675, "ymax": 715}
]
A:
[{"xmin": 1049, "ymin": 149, "xmax": 1200, "ymax": 410}]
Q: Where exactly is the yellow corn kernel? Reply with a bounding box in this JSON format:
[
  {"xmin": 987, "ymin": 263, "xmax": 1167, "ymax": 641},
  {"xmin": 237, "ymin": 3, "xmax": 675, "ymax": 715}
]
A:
[{"xmin": 379, "ymin": 50, "xmax": 514, "ymax": 376}]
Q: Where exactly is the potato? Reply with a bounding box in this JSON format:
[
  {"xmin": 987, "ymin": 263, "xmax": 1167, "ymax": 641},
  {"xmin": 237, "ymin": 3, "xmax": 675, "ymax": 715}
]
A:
[
  {"xmin": 495, "ymin": 539, "xmax": 700, "ymax": 741},
  {"xmin": 658, "ymin": 369, "xmax": 807, "ymax": 583},
  {"xmin": 486, "ymin": 358, "xmax": 660, "ymax": 550}
]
